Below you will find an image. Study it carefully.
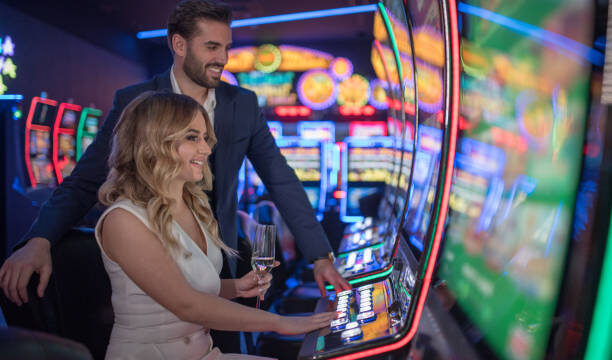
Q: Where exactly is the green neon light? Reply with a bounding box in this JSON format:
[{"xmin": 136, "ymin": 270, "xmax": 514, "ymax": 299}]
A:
[
  {"xmin": 76, "ymin": 107, "xmax": 102, "ymax": 160},
  {"xmin": 377, "ymin": 3, "xmax": 403, "ymax": 82},
  {"xmin": 584, "ymin": 211, "xmax": 612, "ymax": 360},
  {"xmin": 326, "ymin": 265, "xmax": 394, "ymax": 290},
  {"xmin": 337, "ymin": 241, "xmax": 385, "ymax": 258}
]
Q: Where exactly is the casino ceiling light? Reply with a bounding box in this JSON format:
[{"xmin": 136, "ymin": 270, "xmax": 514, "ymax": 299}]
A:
[{"xmin": 136, "ymin": 4, "xmax": 378, "ymax": 39}]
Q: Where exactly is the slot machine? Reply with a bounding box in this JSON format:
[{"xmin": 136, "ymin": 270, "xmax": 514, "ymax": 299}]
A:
[
  {"xmin": 76, "ymin": 107, "xmax": 102, "ymax": 160},
  {"xmin": 411, "ymin": 0, "xmax": 612, "ymax": 359},
  {"xmin": 299, "ymin": 0, "xmax": 462, "ymax": 357},
  {"xmin": 276, "ymin": 137, "xmax": 328, "ymax": 218},
  {"xmin": 52, "ymin": 102, "xmax": 81, "ymax": 183},
  {"xmin": 24, "ymin": 97, "xmax": 58, "ymax": 188}
]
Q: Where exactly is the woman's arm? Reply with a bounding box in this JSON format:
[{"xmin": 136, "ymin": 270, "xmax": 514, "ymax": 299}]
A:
[{"xmin": 100, "ymin": 208, "xmax": 281, "ymax": 332}]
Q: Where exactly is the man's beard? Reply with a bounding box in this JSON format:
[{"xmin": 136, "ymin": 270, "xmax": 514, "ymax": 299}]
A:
[{"xmin": 183, "ymin": 48, "xmax": 222, "ymax": 89}]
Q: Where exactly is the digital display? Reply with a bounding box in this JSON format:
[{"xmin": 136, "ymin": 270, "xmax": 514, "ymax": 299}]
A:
[
  {"xmin": 341, "ymin": 137, "xmax": 394, "ymax": 222},
  {"xmin": 29, "ymin": 130, "xmax": 54, "ymax": 185},
  {"xmin": 437, "ymin": 1, "xmax": 595, "ymax": 359}
]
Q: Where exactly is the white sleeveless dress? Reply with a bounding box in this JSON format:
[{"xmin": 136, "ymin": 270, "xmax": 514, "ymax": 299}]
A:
[{"xmin": 95, "ymin": 199, "xmax": 273, "ymax": 360}]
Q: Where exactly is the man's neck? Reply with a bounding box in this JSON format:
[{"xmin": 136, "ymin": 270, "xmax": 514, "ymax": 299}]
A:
[{"xmin": 172, "ymin": 64, "xmax": 209, "ymax": 104}]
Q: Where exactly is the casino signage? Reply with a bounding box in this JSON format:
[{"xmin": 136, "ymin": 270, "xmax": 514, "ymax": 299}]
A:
[{"xmin": 0, "ymin": 35, "xmax": 17, "ymax": 95}]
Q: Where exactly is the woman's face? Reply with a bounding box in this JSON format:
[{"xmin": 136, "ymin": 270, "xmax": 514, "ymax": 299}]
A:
[{"xmin": 176, "ymin": 111, "xmax": 212, "ymax": 183}]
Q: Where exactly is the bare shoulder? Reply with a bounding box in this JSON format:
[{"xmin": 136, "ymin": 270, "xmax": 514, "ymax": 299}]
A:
[{"xmin": 100, "ymin": 207, "xmax": 159, "ymax": 261}]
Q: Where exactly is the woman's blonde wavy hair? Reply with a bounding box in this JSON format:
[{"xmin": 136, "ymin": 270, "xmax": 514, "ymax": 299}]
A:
[{"xmin": 99, "ymin": 91, "xmax": 235, "ymax": 258}]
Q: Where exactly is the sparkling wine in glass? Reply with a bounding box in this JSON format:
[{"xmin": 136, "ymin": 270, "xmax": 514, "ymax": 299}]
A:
[{"xmin": 251, "ymin": 224, "xmax": 276, "ymax": 308}]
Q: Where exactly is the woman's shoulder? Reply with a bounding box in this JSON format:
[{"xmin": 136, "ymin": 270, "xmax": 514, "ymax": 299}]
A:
[{"xmin": 97, "ymin": 198, "xmax": 151, "ymax": 233}]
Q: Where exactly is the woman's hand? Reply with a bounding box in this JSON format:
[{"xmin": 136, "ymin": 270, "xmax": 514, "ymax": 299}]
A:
[
  {"xmin": 236, "ymin": 261, "xmax": 280, "ymax": 300},
  {"xmin": 275, "ymin": 312, "xmax": 335, "ymax": 335}
]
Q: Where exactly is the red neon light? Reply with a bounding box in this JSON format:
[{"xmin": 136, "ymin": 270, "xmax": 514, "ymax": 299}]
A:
[
  {"xmin": 333, "ymin": 190, "xmax": 346, "ymax": 199},
  {"xmin": 24, "ymin": 97, "xmax": 59, "ymax": 187},
  {"xmin": 339, "ymin": 105, "xmax": 376, "ymax": 117},
  {"xmin": 52, "ymin": 102, "xmax": 82, "ymax": 184},
  {"xmin": 274, "ymin": 105, "xmax": 311, "ymax": 117},
  {"xmin": 331, "ymin": 0, "xmax": 460, "ymax": 358}
]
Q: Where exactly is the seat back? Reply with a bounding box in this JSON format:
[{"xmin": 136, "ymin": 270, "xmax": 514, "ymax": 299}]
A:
[{"xmin": 0, "ymin": 228, "xmax": 112, "ymax": 360}]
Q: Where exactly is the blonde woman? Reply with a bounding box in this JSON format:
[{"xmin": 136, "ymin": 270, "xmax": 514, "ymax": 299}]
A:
[{"xmin": 95, "ymin": 92, "xmax": 333, "ymax": 359}]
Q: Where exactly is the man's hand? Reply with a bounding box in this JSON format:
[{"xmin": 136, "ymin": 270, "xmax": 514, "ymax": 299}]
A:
[
  {"xmin": 0, "ymin": 237, "xmax": 52, "ymax": 306},
  {"xmin": 313, "ymin": 258, "xmax": 350, "ymax": 297}
]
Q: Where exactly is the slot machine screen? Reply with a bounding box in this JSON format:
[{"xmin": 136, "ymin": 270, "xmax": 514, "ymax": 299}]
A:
[
  {"xmin": 277, "ymin": 137, "xmax": 326, "ymax": 212},
  {"xmin": 435, "ymin": 1, "xmax": 596, "ymax": 359},
  {"xmin": 298, "ymin": 121, "xmax": 336, "ymax": 142},
  {"xmin": 29, "ymin": 101, "xmax": 57, "ymax": 186},
  {"xmin": 349, "ymin": 121, "xmax": 387, "ymax": 137},
  {"xmin": 341, "ymin": 137, "xmax": 393, "ymax": 222},
  {"xmin": 57, "ymin": 108, "xmax": 78, "ymax": 178}
]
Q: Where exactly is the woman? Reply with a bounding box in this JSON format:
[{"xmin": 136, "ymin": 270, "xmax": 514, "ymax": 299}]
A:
[{"xmin": 95, "ymin": 91, "xmax": 333, "ymax": 359}]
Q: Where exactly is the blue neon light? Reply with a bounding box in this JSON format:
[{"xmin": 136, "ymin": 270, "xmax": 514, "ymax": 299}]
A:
[
  {"xmin": 136, "ymin": 29, "xmax": 169, "ymax": 39},
  {"xmin": 137, "ymin": 4, "xmax": 378, "ymax": 39},
  {"xmin": 0, "ymin": 94, "xmax": 23, "ymax": 100},
  {"xmin": 458, "ymin": 2, "xmax": 604, "ymax": 66}
]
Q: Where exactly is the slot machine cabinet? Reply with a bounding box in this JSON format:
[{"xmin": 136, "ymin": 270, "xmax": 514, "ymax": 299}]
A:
[
  {"xmin": 24, "ymin": 97, "xmax": 58, "ymax": 188},
  {"xmin": 52, "ymin": 102, "xmax": 82, "ymax": 184},
  {"xmin": 76, "ymin": 107, "xmax": 102, "ymax": 160}
]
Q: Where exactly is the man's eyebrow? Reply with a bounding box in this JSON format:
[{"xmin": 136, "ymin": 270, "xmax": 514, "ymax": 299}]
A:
[{"xmin": 204, "ymin": 41, "xmax": 222, "ymax": 46}]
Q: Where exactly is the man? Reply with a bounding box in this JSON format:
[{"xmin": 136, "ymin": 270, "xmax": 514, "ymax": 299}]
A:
[{"xmin": 0, "ymin": 0, "xmax": 349, "ymax": 352}]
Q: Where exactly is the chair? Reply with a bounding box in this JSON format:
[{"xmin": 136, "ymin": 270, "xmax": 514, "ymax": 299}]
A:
[{"xmin": 0, "ymin": 228, "xmax": 113, "ymax": 360}]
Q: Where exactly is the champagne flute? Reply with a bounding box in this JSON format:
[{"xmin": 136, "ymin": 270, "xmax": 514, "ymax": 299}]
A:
[{"xmin": 251, "ymin": 224, "xmax": 276, "ymax": 308}]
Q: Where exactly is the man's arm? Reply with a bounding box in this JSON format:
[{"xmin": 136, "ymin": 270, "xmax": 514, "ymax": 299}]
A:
[
  {"xmin": 244, "ymin": 93, "xmax": 350, "ymax": 295},
  {"xmin": 0, "ymin": 92, "xmax": 125, "ymax": 305}
]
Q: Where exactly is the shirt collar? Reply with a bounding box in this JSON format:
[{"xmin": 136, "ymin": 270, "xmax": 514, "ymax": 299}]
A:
[{"xmin": 170, "ymin": 65, "xmax": 216, "ymax": 109}]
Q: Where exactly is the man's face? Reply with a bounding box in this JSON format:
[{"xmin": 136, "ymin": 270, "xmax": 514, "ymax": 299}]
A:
[{"xmin": 183, "ymin": 19, "xmax": 232, "ymax": 89}]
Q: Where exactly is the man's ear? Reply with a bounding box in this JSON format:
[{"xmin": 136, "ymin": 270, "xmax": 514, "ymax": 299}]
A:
[{"xmin": 172, "ymin": 34, "xmax": 187, "ymax": 56}]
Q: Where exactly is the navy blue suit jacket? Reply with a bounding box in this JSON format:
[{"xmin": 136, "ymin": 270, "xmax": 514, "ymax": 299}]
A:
[{"xmin": 22, "ymin": 70, "xmax": 332, "ymax": 275}]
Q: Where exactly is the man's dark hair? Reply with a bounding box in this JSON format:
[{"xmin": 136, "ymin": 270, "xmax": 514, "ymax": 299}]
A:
[{"xmin": 167, "ymin": 0, "xmax": 232, "ymax": 52}]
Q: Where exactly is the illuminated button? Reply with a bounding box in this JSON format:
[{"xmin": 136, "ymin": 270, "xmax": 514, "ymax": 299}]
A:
[
  {"xmin": 330, "ymin": 317, "xmax": 349, "ymax": 332},
  {"xmin": 356, "ymin": 310, "xmax": 376, "ymax": 324},
  {"xmin": 336, "ymin": 304, "xmax": 348, "ymax": 312},
  {"xmin": 352, "ymin": 263, "xmax": 364, "ymax": 272},
  {"xmin": 359, "ymin": 284, "xmax": 374, "ymax": 290},
  {"xmin": 363, "ymin": 248, "xmax": 373, "ymax": 264},
  {"xmin": 337, "ymin": 290, "xmax": 352, "ymax": 297},
  {"xmin": 341, "ymin": 328, "xmax": 363, "ymax": 342},
  {"xmin": 345, "ymin": 252, "xmax": 357, "ymax": 269},
  {"xmin": 365, "ymin": 229, "xmax": 373, "ymax": 239},
  {"xmin": 335, "ymin": 310, "xmax": 347, "ymax": 319},
  {"xmin": 360, "ymin": 294, "xmax": 372, "ymax": 302},
  {"xmin": 359, "ymin": 305, "xmax": 372, "ymax": 313},
  {"xmin": 351, "ymin": 233, "xmax": 360, "ymax": 244},
  {"xmin": 337, "ymin": 301, "xmax": 349, "ymax": 308},
  {"xmin": 345, "ymin": 321, "xmax": 359, "ymax": 330},
  {"xmin": 358, "ymin": 239, "xmax": 366, "ymax": 245}
]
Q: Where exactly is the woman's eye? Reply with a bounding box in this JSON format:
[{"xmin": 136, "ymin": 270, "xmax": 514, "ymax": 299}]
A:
[{"xmin": 187, "ymin": 135, "xmax": 199, "ymax": 142}]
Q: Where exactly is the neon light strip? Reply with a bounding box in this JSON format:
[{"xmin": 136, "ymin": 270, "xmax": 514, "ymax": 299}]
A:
[
  {"xmin": 52, "ymin": 103, "xmax": 82, "ymax": 184},
  {"xmin": 337, "ymin": 241, "xmax": 385, "ymax": 258},
  {"xmin": 24, "ymin": 97, "xmax": 59, "ymax": 187},
  {"xmin": 137, "ymin": 4, "xmax": 378, "ymax": 39},
  {"xmin": 378, "ymin": 4, "xmax": 403, "ymax": 82},
  {"xmin": 76, "ymin": 107, "xmax": 102, "ymax": 160},
  {"xmin": 0, "ymin": 94, "xmax": 23, "ymax": 100},
  {"xmin": 457, "ymin": 2, "xmax": 603, "ymax": 66},
  {"xmin": 584, "ymin": 211, "xmax": 612, "ymax": 360},
  {"xmin": 325, "ymin": 265, "xmax": 394, "ymax": 290},
  {"xmin": 330, "ymin": 0, "xmax": 460, "ymax": 357}
]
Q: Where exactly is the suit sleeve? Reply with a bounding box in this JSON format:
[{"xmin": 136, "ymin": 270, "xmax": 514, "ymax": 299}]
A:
[
  {"xmin": 245, "ymin": 93, "xmax": 333, "ymax": 262},
  {"xmin": 18, "ymin": 92, "xmax": 126, "ymax": 249}
]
